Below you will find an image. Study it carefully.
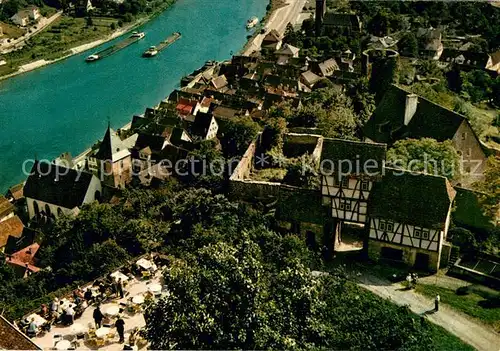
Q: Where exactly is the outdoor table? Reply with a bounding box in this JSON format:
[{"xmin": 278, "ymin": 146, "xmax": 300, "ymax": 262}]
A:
[
  {"xmin": 55, "ymin": 339, "xmax": 71, "ymax": 350},
  {"xmin": 110, "ymin": 270, "xmax": 129, "ymax": 282},
  {"xmin": 106, "ymin": 305, "xmax": 120, "ymax": 317},
  {"xmin": 95, "ymin": 327, "xmax": 110, "ymax": 338},
  {"xmin": 69, "ymin": 323, "xmax": 86, "ymax": 335},
  {"xmin": 26, "ymin": 313, "xmax": 47, "ymax": 327},
  {"xmin": 136, "ymin": 258, "xmax": 154, "ymax": 271},
  {"xmin": 132, "ymin": 295, "xmax": 144, "ymax": 304},
  {"xmin": 60, "ymin": 298, "xmax": 76, "ymax": 310},
  {"xmin": 148, "ymin": 283, "xmax": 162, "ymax": 294}
]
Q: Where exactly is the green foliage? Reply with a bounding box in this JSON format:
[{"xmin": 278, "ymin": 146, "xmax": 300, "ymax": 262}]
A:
[
  {"xmin": 474, "ymin": 156, "xmax": 500, "ymax": 223},
  {"xmin": 369, "ymin": 55, "xmax": 399, "ymax": 102},
  {"xmin": 220, "ymin": 116, "xmax": 260, "ymax": 158},
  {"xmin": 398, "ymin": 32, "xmax": 418, "ymax": 57},
  {"xmin": 460, "ymin": 70, "xmax": 494, "ymax": 104},
  {"xmin": 387, "ymin": 138, "xmax": 461, "ymax": 180},
  {"xmin": 282, "ymin": 154, "xmax": 318, "ymax": 189},
  {"xmin": 261, "ymin": 117, "xmax": 288, "ymax": 153}
]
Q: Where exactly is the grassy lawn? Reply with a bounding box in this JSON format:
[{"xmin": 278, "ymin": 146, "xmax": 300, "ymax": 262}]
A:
[
  {"xmin": 416, "ymin": 283, "xmax": 500, "ymax": 332},
  {"xmin": 0, "ymin": 22, "xmax": 25, "ymax": 39},
  {"xmin": 4, "ymin": 16, "xmax": 119, "ymax": 68},
  {"xmin": 427, "ymin": 323, "xmax": 475, "ymax": 351}
]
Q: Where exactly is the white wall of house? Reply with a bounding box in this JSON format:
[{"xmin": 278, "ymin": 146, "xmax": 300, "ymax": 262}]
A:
[
  {"xmin": 368, "ymin": 218, "xmax": 442, "ymax": 252},
  {"xmin": 206, "ymin": 118, "xmax": 219, "ymax": 140},
  {"xmin": 26, "ymin": 175, "xmax": 101, "ymax": 219},
  {"xmin": 321, "ymin": 175, "xmax": 373, "ymax": 223}
]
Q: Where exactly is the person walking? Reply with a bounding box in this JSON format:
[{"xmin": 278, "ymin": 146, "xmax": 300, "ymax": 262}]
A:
[
  {"xmin": 117, "ymin": 278, "xmax": 124, "ymax": 299},
  {"xmin": 115, "ymin": 315, "xmax": 125, "ymax": 343},
  {"xmin": 435, "ymin": 294, "xmax": 440, "ymax": 311},
  {"xmin": 93, "ymin": 305, "xmax": 104, "ymax": 329}
]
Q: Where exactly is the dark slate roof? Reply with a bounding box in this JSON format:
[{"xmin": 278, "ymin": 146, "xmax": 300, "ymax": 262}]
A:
[
  {"xmin": 135, "ymin": 133, "xmax": 167, "ymax": 152},
  {"xmin": 320, "ymin": 138, "xmax": 387, "ymax": 174},
  {"xmin": 0, "ymin": 315, "xmax": 41, "ymax": 350},
  {"xmin": 131, "ymin": 115, "xmax": 149, "ymax": 131},
  {"xmin": 363, "ymin": 85, "xmax": 465, "ymax": 144},
  {"xmin": 191, "ymin": 112, "xmax": 214, "ymax": 137},
  {"xmin": 368, "ymin": 168, "xmax": 456, "ymax": 228},
  {"xmin": 439, "ymin": 48, "xmax": 490, "ymax": 68},
  {"xmin": 23, "ymin": 161, "xmax": 94, "ymax": 209},
  {"xmin": 276, "ymin": 187, "xmax": 326, "ymax": 225},
  {"xmin": 323, "ymin": 12, "xmax": 360, "ymax": 30},
  {"xmin": 94, "ymin": 127, "xmax": 128, "ymax": 161},
  {"xmin": 262, "ymin": 29, "xmax": 282, "ymax": 44}
]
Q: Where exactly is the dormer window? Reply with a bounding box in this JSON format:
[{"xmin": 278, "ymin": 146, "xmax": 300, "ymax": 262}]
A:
[{"xmin": 378, "ymin": 220, "xmax": 394, "ymax": 232}]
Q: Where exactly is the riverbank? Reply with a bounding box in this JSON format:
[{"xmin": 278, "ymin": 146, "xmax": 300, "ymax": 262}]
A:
[
  {"xmin": 0, "ymin": 2, "xmax": 175, "ymax": 81},
  {"xmin": 241, "ymin": 0, "xmax": 307, "ymax": 56}
]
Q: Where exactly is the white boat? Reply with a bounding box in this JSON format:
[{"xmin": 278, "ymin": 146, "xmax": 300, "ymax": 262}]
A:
[
  {"xmin": 131, "ymin": 31, "xmax": 145, "ymax": 39},
  {"xmin": 143, "ymin": 46, "xmax": 158, "ymax": 57},
  {"xmin": 85, "ymin": 54, "xmax": 99, "ymax": 62},
  {"xmin": 246, "ymin": 16, "xmax": 259, "ymax": 29}
]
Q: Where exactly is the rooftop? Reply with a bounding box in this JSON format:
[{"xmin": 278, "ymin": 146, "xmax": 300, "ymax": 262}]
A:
[{"xmin": 0, "ymin": 215, "xmax": 24, "ymax": 248}]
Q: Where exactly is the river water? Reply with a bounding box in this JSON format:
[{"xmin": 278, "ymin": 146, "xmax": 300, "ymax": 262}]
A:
[{"xmin": 0, "ymin": 0, "xmax": 267, "ymax": 192}]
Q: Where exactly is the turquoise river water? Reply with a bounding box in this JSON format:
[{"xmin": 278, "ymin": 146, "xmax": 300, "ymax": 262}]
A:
[{"xmin": 0, "ymin": 0, "xmax": 267, "ymax": 192}]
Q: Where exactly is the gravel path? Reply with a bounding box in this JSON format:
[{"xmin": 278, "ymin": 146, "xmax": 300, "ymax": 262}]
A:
[{"xmin": 358, "ymin": 274, "xmax": 500, "ymax": 351}]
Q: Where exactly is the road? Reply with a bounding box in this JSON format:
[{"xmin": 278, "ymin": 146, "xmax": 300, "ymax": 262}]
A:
[
  {"xmin": 243, "ymin": 0, "xmax": 307, "ymax": 55},
  {"xmin": 358, "ymin": 274, "xmax": 500, "ymax": 351}
]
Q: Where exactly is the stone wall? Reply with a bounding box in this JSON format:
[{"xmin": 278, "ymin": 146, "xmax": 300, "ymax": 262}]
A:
[
  {"xmin": 229, "ymin": 138, "xmax": 257, "ymax": 181},
  {"xmin": 229, "ymin": 179, "xmax": 282, "ymax": 201}
]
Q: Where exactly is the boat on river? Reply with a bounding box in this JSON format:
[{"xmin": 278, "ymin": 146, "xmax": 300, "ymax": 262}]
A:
[
  {"xmin": 142, "ymin": 32, "xmax": 181, "ymax": 57},
  {"xmin": 86, "ymin": 31, "xmax": 146, "ymax": 62},
  {"xmin": 246, "ymin": 16, "xmax": 258, "ymax": 29}
]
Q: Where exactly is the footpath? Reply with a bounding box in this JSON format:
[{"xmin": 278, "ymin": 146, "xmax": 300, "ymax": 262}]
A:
[{"xmin": 358, "ymin": 274, "xmax": 500, "ymax": 351}]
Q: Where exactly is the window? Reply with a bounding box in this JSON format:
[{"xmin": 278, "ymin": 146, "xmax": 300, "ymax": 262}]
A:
[
  {"xmin": 379, "ymin": 220, "xmax": 393, "ymax": 232},
  {"xmin": 339, "ymin": 200, "xmax": 351, "ymax": 211},
  {"xmin": 361, "ymin": 180, "xmax": 369, "ymax": 191},
  {"xmin": 466, "ymin": 148, "xmax": 471, "ymax": 157},
  {"xmin": 386, "ymin": 221, "xmax": 394, "ymax": 232},
  {"xmin": 379, "ymin": 221, "xmax": 386, "ymax": 231},
  {"xmin": 462, "ymin": 132, "xmax": 467, "ymax": 140},
  {"xmin": 414, "ymin": 229, "xmax": 422, "ymax": 238},
  {"xmin": 341, "ymin": 177, "xmax": 349, "ymax": 188},
  {"xmin": 422, "ymin": 230, "xmax": 430, "ymax": 240}
]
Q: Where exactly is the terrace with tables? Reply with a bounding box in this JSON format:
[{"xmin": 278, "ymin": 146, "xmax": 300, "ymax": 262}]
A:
[{"xmin": 21, "ymin": 255, "xmax": 168, "ymax": 350}]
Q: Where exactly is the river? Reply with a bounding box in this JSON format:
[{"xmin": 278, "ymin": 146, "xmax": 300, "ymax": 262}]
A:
[{"xmin": 0, "ymin": 0, "xmax": 267, "ymax": 192}]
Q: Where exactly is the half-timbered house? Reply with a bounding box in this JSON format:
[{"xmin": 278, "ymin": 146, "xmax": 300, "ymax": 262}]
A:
[
  {"xmin": 320, "ymin": 138, "xmax": 387, "ymax": 225},
  {"xmin": 367, "ymin": 168, "xmax": 456, "ymax": 271}
]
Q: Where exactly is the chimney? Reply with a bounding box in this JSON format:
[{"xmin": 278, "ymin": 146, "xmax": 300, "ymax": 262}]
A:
[{"xmin": 404, "ymin": 93, "xmax": 418, "ymax": 126}]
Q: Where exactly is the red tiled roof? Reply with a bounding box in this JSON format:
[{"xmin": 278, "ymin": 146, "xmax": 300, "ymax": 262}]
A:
[
  {"xmin": 0, "ymin": 216, "xmax": 24, "ymax": 248},
  {"xmin": 6, "ymin": 243, "xmax": 41, "ymax": 274},
  {"xmin": 0, "ymin": 195, "xmax": 14, "ymax": 219}
]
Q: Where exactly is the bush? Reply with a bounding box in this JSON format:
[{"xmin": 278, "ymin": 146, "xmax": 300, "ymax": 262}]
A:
[{"xmin": 110, "ymin": 22, "xmax": 116, "ymax": 30}]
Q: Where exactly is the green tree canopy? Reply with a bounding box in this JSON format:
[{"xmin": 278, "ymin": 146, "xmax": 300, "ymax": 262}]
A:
[{"xmin": 387, "ymin": 138, "xmax": 461, "ymax": 180}]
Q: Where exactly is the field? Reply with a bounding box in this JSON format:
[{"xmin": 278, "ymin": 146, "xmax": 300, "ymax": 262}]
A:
[{"xmin": 3, "ymin": 16, "xmax": 119, "ymax": 68}]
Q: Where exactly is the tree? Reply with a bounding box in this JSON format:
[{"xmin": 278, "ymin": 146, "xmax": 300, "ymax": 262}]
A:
[
  {"xmin": 398, "ymin": 32, "xmax": 418, "ymax": 57},
  {"xmin": 220, "ymin": 116, "xmax": 260, "ymax": 158},
  {"xmin": 317, "ymin": 106, "xmax": 358, "ymax": 139},
  {"xmin": 460, "ymin": 70, "xmax": 493, "ymax": 103},
  {"xmin": 282, "ymin": 154, "xmax": 318, "ymax": 189},
  {"xmin": 86, "ymin": 16, "xmax": 93, "ymax": 27},
  {"xmin": 261, "ymin": 117, "xmax": 288, "ymax": 153},
  {"xmin": 387, "ymin": 138, "xmax": 461, "ymax": 179},
  {"xmin": 474, "ymin": 156, "xmax": 500, "ymax": 222}
]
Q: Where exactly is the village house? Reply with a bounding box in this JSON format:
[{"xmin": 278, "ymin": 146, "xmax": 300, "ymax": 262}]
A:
[
  {"xmin": 6, "ymin": 182, "xmax": 24, "ymax": 202},
  {"xmin": 313, "ymin": 58, "xmax": 339, "ymax": 77},
  {"xmin": 416, "ymin": 28, "xmax": 444, "ymax": 60},
  {"xmin": 363, "ymin": 84, "xmax": 487, "ymax": 185},
  {"xmin": 10, "ymin": 6, "xmax": 40, "ymax": 27},
  {"xmin": 0, "ymin": 215, "xmax": 24, "ymax": 253},
  {"xmin": 276, "ymin": 44, "xmax": 300, "ymax": 65},
  {"xmin": 300, "ymin": 70, "xmax": 321, "ymax": 88},
  {"xmin": 87, "ymin": 126, "xmax": 133, "ymax": 189},
  {"xmin": 439, "ymin": 48, "xmax": 498, "ymax": 73},
  {"xmin": 262, "ymin": 29, "xmax": 282, "ymax": 51},
  {"xmin": 190, "ymin": 112, "xmax": 219, "ymax": 140},
  {"xmin": 315, "ymin": 0, "xmax": 361, "ymax": 36},
  {"xmin": 24, "ymin": 161, "xmax": 102, "ymax": 220},
  {"xmin": 320, "ymin": 138, "xmax": 387, "ymax": 227},
  {"xmin": 0, "ymin": 195, "xmax": 15, "ymax": 222},
  {"xmin": 367, "ymin": 168, "xmax": 456, "ymax": 271},
  {"xmin": 5, "ymin": 243, "xmax": 41, "ymax": 278}
]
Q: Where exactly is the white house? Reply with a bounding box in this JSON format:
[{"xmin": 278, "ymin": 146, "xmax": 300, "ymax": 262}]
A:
[
  {"xmin": 24, "ymin": 161, "xmax": 101, "ymax": 220},
  {"xmin": 367, "ymin": 168, "xmax": 456, "ymax": 271},
  {"xmin": 10, "ymin": 6, "xmax": 40, "ymax": 27},
  {"xmin": 191, "ymin": 112, "xmax": 218, "ymax": 140},
  {"xmin": 320, "ymin": 138, "xmax": 387, "ymax": 225}
]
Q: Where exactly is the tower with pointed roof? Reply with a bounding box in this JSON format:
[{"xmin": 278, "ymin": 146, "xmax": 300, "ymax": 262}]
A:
[{"xmin": 87, "ymin": 125, "xmax": 132, "ymax": 188}]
